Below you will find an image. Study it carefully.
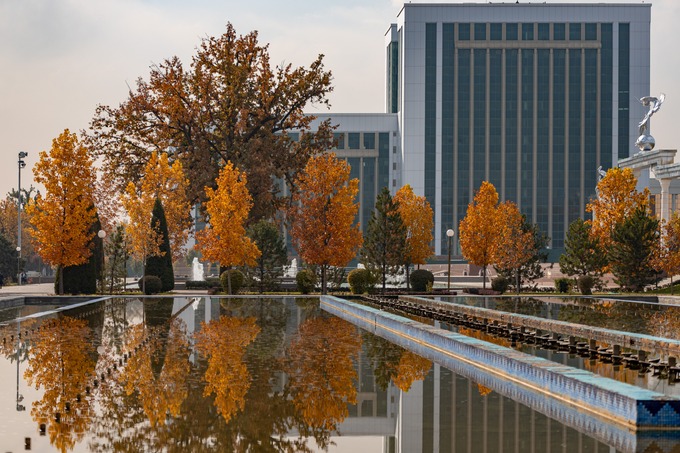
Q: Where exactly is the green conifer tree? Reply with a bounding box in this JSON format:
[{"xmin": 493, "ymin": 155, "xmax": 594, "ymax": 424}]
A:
[
  {"xmin": 559, "ymin": 218, "xmax": 607, "ymax": 281},
  {"xmin": 145, "ymin": 198, "xmax": 174, "ymax": 292},
  {"xmin": 361, "ymin": 187, "xmax": 407, "ymax": 293},
  {"xmin": 609, "ymin": 207, "xmax": 659, "ymax": 292},
  {"xmin": 245, "ymin": 219, "xmax": 287, "ymax": 293}
]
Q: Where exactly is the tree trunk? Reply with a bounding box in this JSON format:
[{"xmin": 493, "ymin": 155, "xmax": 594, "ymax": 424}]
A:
[
  {"xmin": 515, "ymin": 270, "xmax": 521, "ymax": 295},
  {"xmin": 58, "ymin": 265, "xmax": 64, "ymax": 295},
  {"xmin": 482, "ymin": 266, "xmax": 487, "ymax": 289},
  {"xmin": 227, "ymin": 268, "xmax": 232, "ymax": 295},
  {"xmin": 321, "ymin": 266, "xmax": 327, "ymax": 295},
  {"xmin": 405, "ymin": 264, "xmax": 411, "ymax": 290}
]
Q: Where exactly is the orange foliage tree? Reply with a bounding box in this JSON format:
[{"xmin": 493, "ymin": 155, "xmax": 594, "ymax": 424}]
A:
[
  {"xmin": 24, "ymin": 317, "xmax": 96, "ymax": 451},
  {"xmin": 195, "ymin": 161, "xmax": 261, "ymax": 291},
  {"xmin": 494, "ymin": 202, "xmax": 535, "ymax": 293},
  {"xmin": 394, "ymin": 184, "xmax": 434, "ymax": 288},
  {"xmin": 655, "ymin": 212, "xmax": 680, "ymax": 293},
  {"xmin": 122, "ymin": 151, "xmax": 191, "ymax": 263},
  {"xmin": 288, "ymin": 153, "xmax": 362, "ymax": 294},
  {"xmin": 285, "ymin": 317, "xmax": 361, "ymax": 432},
  {"xmin": 26, "ymin": 129, "xmax": 97, "ymax": 294},
  {"xmin": 459, "ymin": 181, "xmax": 501, "ymax": 288},
  {"xmin": 122, "ymin": 319, "xmax": 191, "ymax": 427},
  {"xmin": 392, "ymin": 351, "xmax": 432, "ymax": 392},
  {"xmin": 587, "ymin": 167, "xmax": 649, "ymax": 249},
  {"xmin": 194, "ymin": 316, "xmax": 261, "ymax": 424}
]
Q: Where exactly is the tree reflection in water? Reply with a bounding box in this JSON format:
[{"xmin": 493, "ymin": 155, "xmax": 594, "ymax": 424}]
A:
[
  {"xmin": 24, "ymin": 316, "xmax": 96, "ymax": 452},
  {"xmin": 194, "ymin": 316, "xmax": 260, "ymax": 424},
  {"xmin": 362, "ymin": 332, "xmax": 432, "ymax": 392},
  {"xmin": 285, "ymin": 316, "xmax": 362, "ymax": 435}
]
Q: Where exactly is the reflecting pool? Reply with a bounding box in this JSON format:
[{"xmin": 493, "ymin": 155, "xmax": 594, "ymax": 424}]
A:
[{"xmin": 0, "ymin": 296, "xmax": 669, "ymax": 452}]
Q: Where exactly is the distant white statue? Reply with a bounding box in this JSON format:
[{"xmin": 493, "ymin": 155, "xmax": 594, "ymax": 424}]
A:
[
  {"xmin": 636, "ymin": 93, "xmax": 665, "ymax": 152},
  {"xmin": 284, "ymin": 258, "xmax": 298, "ymax": 278},
  {"xmin": 192, "ymin": 257, "xmax": 205, "ymax": 281}
]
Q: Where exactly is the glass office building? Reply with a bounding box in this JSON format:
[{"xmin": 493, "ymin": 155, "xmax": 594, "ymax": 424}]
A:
[{"xmin": 387, "ymin": 3, "xmax": 651, "ymax": 255}]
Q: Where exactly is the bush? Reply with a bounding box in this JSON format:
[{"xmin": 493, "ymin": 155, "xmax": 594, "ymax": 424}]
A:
[
  {"xmin": 348, "ymin": 268, "xmax": 375, "ymax": 294},
  {"xmin": 491, "ymin": 276, "xmax": 509, "ymax": 294},
  {"xmin": 410, "ymin": 269, "xmax": 434, "ymax": 292},
  {"xmin": 138, "ymin": 275, "xmax": 162, "ymax": 295},
  {"xmin": 577, "ymin": 275, "xmax": 595, "ymax": 295},
  {"xmin": 555, "ymin": 277, "xmax": 572, "ymax": 293},
  {"xmin": 296, "ymin": 269, "xmax": 317, "ymax": 294},
  {"xmin": 185, "ymin": 278, "xmax": 221, "ymax": 290},
  {"xmin": 220, "ymin": 269, "xmax": 245, "ymax": 294}
]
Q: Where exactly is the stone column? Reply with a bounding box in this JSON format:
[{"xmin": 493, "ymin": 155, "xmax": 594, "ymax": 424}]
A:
[{"xmin": 660, "ymin": 178, "xmax": 671, "ymax": 224}]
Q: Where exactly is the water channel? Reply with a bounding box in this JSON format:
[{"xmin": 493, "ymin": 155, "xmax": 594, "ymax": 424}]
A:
[{"xmin": 0, "ymin": 296, "xmax": 676, "ymax": 452}]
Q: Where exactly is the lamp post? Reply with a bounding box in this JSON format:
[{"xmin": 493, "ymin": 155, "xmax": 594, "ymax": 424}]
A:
[
  {"xmin": 98, "ymin": 230, "xmax": 106, "ymax": 294},
  {"xmin": 17, "ymin": 152, "xmax": 27, "ymax": 285},
  {"xmin": 446, "ymin": 229, "xmax": 455, "ymax": 291}
]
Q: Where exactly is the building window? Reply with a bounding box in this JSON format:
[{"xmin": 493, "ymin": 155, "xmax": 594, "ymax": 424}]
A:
[
  {"xmin": 474, "ymin": 23, "xmax": 487, "ymax": 40},
  {"xmin": 333, "ymin": 133, "xmax": 344, "ymax": 149},
  {"xmin": 348, "ymin": 132, "xmax": 360, "ymax": 149},
  {"xmin": 458, "ymin": 23, "xmax": 470, "ymax": 41},
  {"xmin": 585, "ymin": 23, "xmax": 597, "ymax": 40},
  {"xmin": 490, "ymin": 23, "xmax": 502, "ymax": 40},
  {"xmin": 554, "ymin": 23, "xmax": 566, "ymax": 40},
  {"xmin": 522, "ymin": 23, "xmax": 534, "ymax": 40},
  {"xmin": 569, "ymin": 23, "xmax": 581, "ymax": 40},
  {"xmin": 538, "ymin": 23, "xmax": 550, "ymax": 40},
  {"xmin": 363, "ymin": 133, "xmax": 375, "ymax": 150},
  {"xmin": 506, "ymin": 23, "xmax": 518, "ymax": 41}
]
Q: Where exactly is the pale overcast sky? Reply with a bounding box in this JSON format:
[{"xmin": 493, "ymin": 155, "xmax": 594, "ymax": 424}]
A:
[{"xmin": 0, "ymin": 0, "xmax": 677, "ymax": 201}]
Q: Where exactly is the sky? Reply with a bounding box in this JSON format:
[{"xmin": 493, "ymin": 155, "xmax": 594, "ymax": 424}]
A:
[{"xmin": 1, "ymin": 0, "xmax": 678, "ymax": 202}]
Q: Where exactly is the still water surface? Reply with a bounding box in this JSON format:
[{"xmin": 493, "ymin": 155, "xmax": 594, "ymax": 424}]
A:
[{"xmin": 0, "ymin": 297, "xmax": 646, "ymax": 452}]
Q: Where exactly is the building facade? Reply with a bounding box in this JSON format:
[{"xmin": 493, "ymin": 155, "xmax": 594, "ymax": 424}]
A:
[{"xmin": 305, "ymin": 3, "xmax": 652, "ymax": 258}]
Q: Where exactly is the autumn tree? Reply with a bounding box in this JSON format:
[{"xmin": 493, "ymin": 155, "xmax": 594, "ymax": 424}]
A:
[
  {"xmin": 559, "ymin": 218, "xmax": 607, "ymax": 284},
  {"xmin": 87, "ymin": 23, "xmax": 335, "ymax": 220},
  {"xmin": 459, "ymin": 181, "xmax": 501, "ymax": 289},
  {"xmin": 121, "ymin": 151, "xmax": 191, "ymax": 263},
  {"xmin": 288, "ymin": 153, "xmax": 362, "ymax": 294},
  {"xmin": 361, "ymin": 187, "xmax": 407, "ymax": 292},
  {"xmin": 587, "ymin": 167, "xmax": 649, "ymax": 249},
  {"xmin": 0, "ymin": 188, "xmax": 38, "ymax": 272},
  {"xmin": 285, "ymin": 317, "xmax": 361, "ymax": 432},
  {"xmin": 657, "ymin": 213, "xmax": 680, "ymax": 294},
  {"xmin": 609, "ymin": 207, "xmax": 659, "ymax": 292},
  {"xmin": 145, "ymin": 198, "xmax": 174, "ymax": 291},
  {"xmin": 194, "ymin": 316, "xmax": 261, "ymax": 424},
  {"xmin": 24, "ymin": 317, "xmax": 96, "ymax": 451},
  {"xmin": 245, "ymin": 219, "xmax": 287, "ymax": 293},
  {"xmin": 58, "ymin": 212, "xmax": 103, "ymax": 294},
  {"xmin": 26, "ymin": 129, "xmax": 97, "ymax": 295},
  {"xmin": 493, "ymin": 202, "xmax": 537, "ymax": 293},
  {"xmin": 104, "ymin": 223, "xmax": 129, "ymax": 294},
  {"xmin": 393, "ymin": 184, "xmax": 434, "ymax": 289},
  {"xmin": 196, "ymin": 161, "xmax": 260, "ymax": 293}
]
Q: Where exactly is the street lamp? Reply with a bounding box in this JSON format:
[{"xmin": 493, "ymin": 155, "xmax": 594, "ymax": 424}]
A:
[
  {"xmin": 17, "ymin": 152, "xmax": 27, "ymax": 285},
  {"xmin": 98, "ymin": 230, "xmax": 106, "ymax": 294},
  {"xmin": 446, "ymin": 229, "xmax": 455, "ymax": 291}
]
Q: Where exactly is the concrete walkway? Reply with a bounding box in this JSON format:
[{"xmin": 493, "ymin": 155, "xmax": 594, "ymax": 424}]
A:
[{"xmin": 0, "ymin": 282, "xmax": 55, "ymax": 297}]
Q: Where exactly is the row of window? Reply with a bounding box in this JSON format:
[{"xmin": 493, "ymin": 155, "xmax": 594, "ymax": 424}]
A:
[{"xmin": 456, "ymin": 22, "xmax": 602, "ymax": 42}]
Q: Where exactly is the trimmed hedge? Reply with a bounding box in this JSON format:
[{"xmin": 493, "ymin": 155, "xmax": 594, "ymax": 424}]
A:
[
  {"xmin": 347, "ymin": 268, "xmax": 374, "ymax": 294},
  {"xmin": 220, "ymin": 269, "xmax": 245, "ymax": 294},
  {"xmin": 491, "ymin": 276, "xmax": 509, "ymax": 294},
  {"xmin": 185, "ymin": 278, "xmax": 221, "ymax": 290},
  {"xmin": 296, "ymin": 269, "xmax": 317, "ymax": 294},
  {"xmin": 138, "ymin": 275, "xmax": 163, "ymax": 295},
  {"xmin": 410, "ymin": 269, "xmax": 434, "ymax": 292}
]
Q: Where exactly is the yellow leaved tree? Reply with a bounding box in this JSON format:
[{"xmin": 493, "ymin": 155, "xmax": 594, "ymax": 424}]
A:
[
  {"xmin": 195, "ymin": 161, "xmax": 260, "ymax": 292},
  {"xmin": 656, "ymin": 212, "xmax": 680, "ymax": 294},
  {"xmin": 27, "ymin": 129, "xmax": 97, "ymax": 294},
  {"xmin": 587, "ymin": 167, "xmax": 649, "ymax": 249},
  {"xmin": 288, "ymin": 153, "xmax": 363, "ymax": 294},
  {"xmin": 494, "ymin": 201, "xmax": 535, "ymax": 294},
  {"xmin": 121, "ymin": 151, "xmax": 191, "ymax": 263},
  {"xmin": 458, "ymin": 181, "xmax": 502, "ymax": 289},
  {"xmin": 194, "ymin": 316, "xmax": 260, "ymax": 424},
  {"xmin": 285, "ymin": 317, "xmax": 361, "ymax": 433},
  {"xmin": 394, "ymin": 184, "xmax": 434, "ymax": 288}
]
